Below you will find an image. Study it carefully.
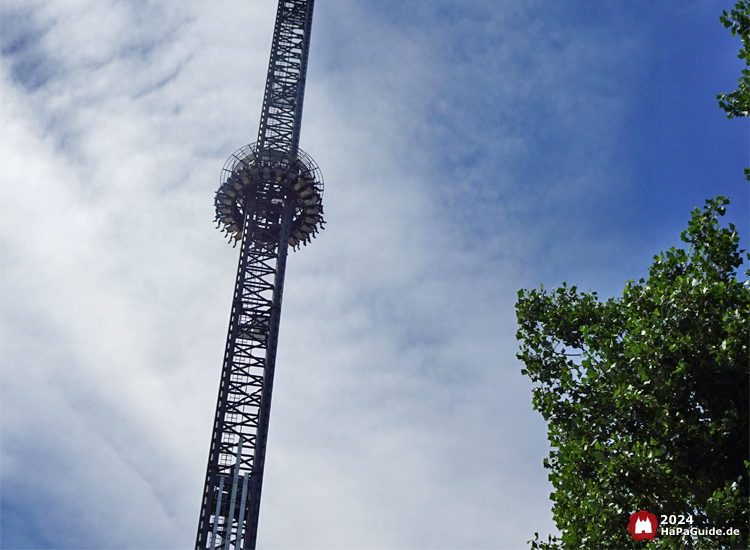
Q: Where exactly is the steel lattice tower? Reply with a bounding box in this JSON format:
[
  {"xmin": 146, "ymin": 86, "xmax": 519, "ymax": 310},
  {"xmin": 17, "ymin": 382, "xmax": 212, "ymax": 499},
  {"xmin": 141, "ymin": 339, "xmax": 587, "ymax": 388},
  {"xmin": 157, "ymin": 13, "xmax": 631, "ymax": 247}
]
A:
[{"xmin": 196, "ymin": 1, "xmax": 322, "ymax": 548}]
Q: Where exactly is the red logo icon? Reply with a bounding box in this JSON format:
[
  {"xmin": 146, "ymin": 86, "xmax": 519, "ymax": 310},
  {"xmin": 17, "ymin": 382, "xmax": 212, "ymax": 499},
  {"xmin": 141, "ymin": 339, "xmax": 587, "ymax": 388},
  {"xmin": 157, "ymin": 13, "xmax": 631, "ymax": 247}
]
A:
[{"xmin": 628, "ymin": 510, "xmax": 658, "ymax": 541}]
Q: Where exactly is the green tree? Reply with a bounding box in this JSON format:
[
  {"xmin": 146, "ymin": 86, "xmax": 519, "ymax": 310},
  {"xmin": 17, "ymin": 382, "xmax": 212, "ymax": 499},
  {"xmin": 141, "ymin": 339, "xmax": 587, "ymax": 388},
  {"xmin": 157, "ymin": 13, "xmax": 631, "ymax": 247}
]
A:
[
  {"xmin": 516, "ymin": 197, "xmax": 749, "ymax": 549},
  {"xmin": 717, "ymin": 1, "xmax": 750, "ymax": 120}
]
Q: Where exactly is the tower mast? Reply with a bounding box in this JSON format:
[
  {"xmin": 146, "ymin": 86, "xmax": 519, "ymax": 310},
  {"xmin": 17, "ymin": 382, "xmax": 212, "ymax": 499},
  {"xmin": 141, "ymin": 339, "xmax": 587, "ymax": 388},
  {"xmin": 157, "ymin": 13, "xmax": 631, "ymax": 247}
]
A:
[{"xmin": 196, "ymin": 1, "xmax": 322, "ymax": 548}]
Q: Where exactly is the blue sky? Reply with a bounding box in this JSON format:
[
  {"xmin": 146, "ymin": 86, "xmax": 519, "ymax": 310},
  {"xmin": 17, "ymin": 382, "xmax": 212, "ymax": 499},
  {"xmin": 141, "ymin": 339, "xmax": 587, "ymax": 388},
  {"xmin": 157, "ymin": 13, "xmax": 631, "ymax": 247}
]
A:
[{"xmin": 1, "ymin": 0, "xmax": 747, "ymax": 549}]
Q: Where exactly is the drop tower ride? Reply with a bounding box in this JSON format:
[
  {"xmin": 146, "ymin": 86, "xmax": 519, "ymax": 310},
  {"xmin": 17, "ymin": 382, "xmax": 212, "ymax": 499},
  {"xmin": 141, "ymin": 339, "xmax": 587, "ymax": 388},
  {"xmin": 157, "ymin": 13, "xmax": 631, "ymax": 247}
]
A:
[{"xmin": 195, "ymin": 1, "xmax": 323, "ymax": 548}]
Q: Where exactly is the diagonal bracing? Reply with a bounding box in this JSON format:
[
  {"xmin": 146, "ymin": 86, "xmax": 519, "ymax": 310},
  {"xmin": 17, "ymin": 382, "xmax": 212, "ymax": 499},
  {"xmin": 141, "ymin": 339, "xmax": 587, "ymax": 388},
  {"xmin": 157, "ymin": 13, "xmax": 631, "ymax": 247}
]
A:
[{"xmin": 195, "ymin": 1, "xmax": 320, "ymax": 549}]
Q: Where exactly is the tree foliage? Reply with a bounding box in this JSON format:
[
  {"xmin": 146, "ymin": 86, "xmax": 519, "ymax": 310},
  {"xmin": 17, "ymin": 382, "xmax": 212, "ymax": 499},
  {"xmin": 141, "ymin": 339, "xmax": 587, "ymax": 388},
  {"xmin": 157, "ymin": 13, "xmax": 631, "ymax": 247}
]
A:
[
  {"xmin": 516, "ymin": 197, "xmax": 749, "ymax": 549},
  {"xmin": 717, "ymin": 1, "xmax": 750, "ymax": 119}
]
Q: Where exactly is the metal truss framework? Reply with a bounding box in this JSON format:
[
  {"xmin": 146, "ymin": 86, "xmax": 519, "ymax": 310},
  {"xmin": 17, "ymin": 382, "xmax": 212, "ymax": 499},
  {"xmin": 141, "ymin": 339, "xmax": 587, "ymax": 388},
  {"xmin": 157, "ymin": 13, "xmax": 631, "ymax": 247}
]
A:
[
  {"xmin": 258, "ymin": 0, "xmax": 315, "ymax": 155},
  {"xmin": 196, "ymin": 1, "xmax": 318, "ymax": 549}
]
